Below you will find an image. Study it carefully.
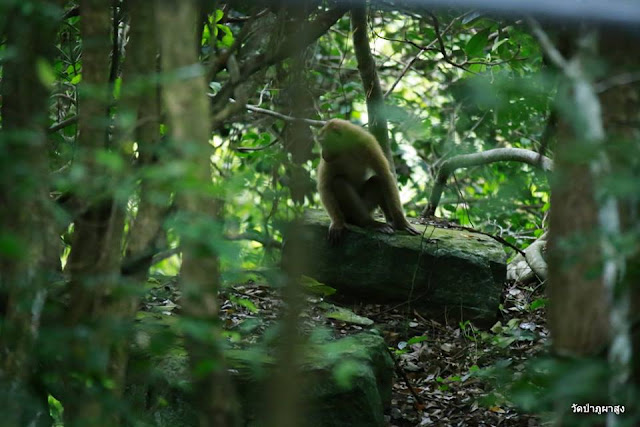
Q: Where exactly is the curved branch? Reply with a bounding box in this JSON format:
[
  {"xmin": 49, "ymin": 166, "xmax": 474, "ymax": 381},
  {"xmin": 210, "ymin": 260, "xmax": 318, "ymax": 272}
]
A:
[
  {"xmin": 421, "ymin": 147, "xmax": 553, "ymax": 217},
  {"xmin": 506, "ymin": 232, "xmax": 548, "ymax": 282},
  {"xmin": 524, "ymin": 236, "xmax": 548, "ymax": 281}
]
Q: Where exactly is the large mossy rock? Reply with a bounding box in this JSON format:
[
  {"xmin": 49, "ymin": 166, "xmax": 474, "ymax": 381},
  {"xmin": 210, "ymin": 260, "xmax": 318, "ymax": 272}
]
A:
[
  {"xmin": 126, "ymin": 316, "xmax": 393, "ymax": 427},
  {"xmin": 286, "ymin": 210, "xmax": 506, "ymax": 325},
  {"xmin": 236, "ymin": 332, "xmax": 393, "ymax": 427}
]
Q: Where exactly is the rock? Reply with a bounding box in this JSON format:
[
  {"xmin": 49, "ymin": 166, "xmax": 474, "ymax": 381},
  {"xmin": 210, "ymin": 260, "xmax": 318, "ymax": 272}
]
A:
[
  {"xmin": 236, "ymin": 332, "xmax": 393, "ymax": 427},
  {"xmin": 284, "ymin": 210, "xmax": 506, "ymax": 325},
  {"xmin": 126, "ymin": 314, "xmax": 393, "ymax": 427}
]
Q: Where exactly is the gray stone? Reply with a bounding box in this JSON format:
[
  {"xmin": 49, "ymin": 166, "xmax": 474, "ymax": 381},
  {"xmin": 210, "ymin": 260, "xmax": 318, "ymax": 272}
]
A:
[{"xmin": 285, "ymin": 210, "xmax": 507, "ymax": 325}]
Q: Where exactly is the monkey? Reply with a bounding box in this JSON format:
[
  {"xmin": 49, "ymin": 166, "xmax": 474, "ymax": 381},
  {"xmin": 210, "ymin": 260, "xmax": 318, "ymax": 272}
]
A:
[{"xmin": 317, "ymin": 118, "xmax": 420, "ymax": 243}]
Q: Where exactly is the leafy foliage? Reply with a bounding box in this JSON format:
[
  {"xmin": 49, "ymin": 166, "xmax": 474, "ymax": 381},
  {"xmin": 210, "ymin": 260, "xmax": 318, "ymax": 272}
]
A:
[{"xmin": 6, "ymin": 0, "xmax": 638, "ymax": 425}]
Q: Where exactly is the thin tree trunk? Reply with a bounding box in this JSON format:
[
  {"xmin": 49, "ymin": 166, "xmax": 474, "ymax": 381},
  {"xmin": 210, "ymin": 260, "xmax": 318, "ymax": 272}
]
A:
[
  {"xmin": 110, "ymin": 0, "xmax": 165, "ymax": 400},
  {"xmin": 351, "ymin": 4, "xmax": 393, "ymax": 168},
  {"xmin": 0, "ymin": 2, "xmax": 61, "ymax": 425},
  {"xmin": 157, "ymin": 1, "xmax": 239, "ymax": 425},
  {"xmin": 62, "ymin": 1, "xmax": 126, "ymax": 424},
  {"xmin": 597, "ymin": 31, "xmax": 640, "ymax": 418},
  {"xmin": 120, "ymin": 0, "xmax": 165, "ymax": 281}
]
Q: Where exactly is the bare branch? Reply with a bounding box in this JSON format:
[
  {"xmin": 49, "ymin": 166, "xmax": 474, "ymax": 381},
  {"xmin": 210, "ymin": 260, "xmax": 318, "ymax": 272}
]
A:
[
  {"xmin": 428, "ymin": 13, "xmax": 472, "ymax": 73},
  {"xmin": 422, "ymin": 148, "xmax": 553, "ymax": 217},
  {"xmin": 384, "ymin": 48, "xmax": 425, "ymax": 98},
  {"xmin": 230, "ymin": 98, "xmax": 326, "ymax": 127},
  {"xmin": 48, "ymin": 115, "xmax": 78, "ymax": 133},
  {"xmin": 595, "ymin": 71, "xmax": 640, "ymax": 93}
]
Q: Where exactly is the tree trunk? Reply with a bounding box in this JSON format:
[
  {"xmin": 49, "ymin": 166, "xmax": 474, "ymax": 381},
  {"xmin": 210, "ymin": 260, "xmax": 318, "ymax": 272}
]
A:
[
  {"xmin": 119, "ymin": 0, "xmax": 166, "ymax": 281},
  {"xmin": 0, "ymin": 2, "xmax": 61, "ymax": 425},
  {"xmin": 157, "ymin": 1, "xmax": 240, "ymax": 425},
  {"xmin": 62, "ymin": 1, "xmax": 126, "ymax": 425},
  {"xmin": 547, "ymin": 25, "xmax": 640, "ymax": 420},
  {"xmin": 547, "ymin": 116, "xmax": 609, "ymax": 355},
  {"xmin": 350, "ymin": 5, "xmax": 393, "ymax": 168},
  {"xmin": 597, "ymin": 31, "xmax": 640, "ymax": 415},
  {"xmin": 110, "ymin": 0, "xmax": 165, "ymax": 402}
]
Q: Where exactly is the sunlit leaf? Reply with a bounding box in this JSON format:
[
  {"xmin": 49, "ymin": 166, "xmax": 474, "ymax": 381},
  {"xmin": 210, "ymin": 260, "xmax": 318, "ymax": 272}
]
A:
[{"xmin": 465, "ymin": 28, "xmax": 490, "ymax": 58}]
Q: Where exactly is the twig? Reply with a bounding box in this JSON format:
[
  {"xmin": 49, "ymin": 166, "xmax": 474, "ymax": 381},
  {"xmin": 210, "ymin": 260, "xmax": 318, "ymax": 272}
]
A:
[
  {"xmin": 48, "ymin": 115, "xmax": 78, "ymax": 133},
  {"xmin": 225, "ymin": 98, "xmax": 326, "ymax": 126},
  {"xmin": 108, "ymin": 0, "xmax": 120, "ymax": 84},
  {"xmin": 234, "ymin": 138, "xmax": 279, "ymax": 153},
  {"xmin": 595, "ymin": 72, "xmax": 640, "ymax": 93},
  {"xmin": 386, "ymin": 347, "xmax": 425, "ymax": 405},
  {"xmin": 209, "ymin": 8, "xmax": 260, "ymax": 81},
  {"xmin": 384, "ymin": 48, "xmax": 425, "ymax": 98},
  {"xmin": 457, "ymin": 225, "xmax": 526, "ymax": 257},
  {"xmin": 428, "ymin": 13, "xmax": 472, "ymax": 73},
  {"xmin": 225, "ymin": 9, "xmax": 269, "ymax": 23},
  {"xmin": 63, "ymin": 6, "xmax": 79, "ymax": 20}
]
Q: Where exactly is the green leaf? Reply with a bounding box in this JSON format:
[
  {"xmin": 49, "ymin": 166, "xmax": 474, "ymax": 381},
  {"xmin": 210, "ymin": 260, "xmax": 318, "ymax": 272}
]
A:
[
  {"xmin": 36, "ymin": 58, "xmax": 56, "ymax": 87},
  {"xmin": 301, "ymin": 275, "xmax": 337, "ymax": 296},
  {"xmin": 468, "ymin": 63, "xmax": 486, "ymax": 74},
  {"xmin": 95, "ymin": 149, "xmax": 124, "ymax": 172},
  {"xmin": 230, "ymin": 295, "xmax": 259, "ymax": 313},
  {"xmin": 217, "ymin": 24, "xmax": 234, "ymax": 48},
  {"xmin": 113, "ymin": 77, "xmax": 122, "ymax": 99},
  {"xmin": 406, "ymin": 335, "xmax": 428, "ymax": 345},
  {"xmin": 491, "ymin": 38, "xmax": 508, "ymax": 52},
  {"xmin": 215, "ymin": 9, "xmax": 224, "ymax": 23},
  {"xmin": 529, "ymin": 298, "xmax": 547, "ymax": 311},
  {"xmin": 465, "ymin": 29, "xmax": 490, "ymax": 58}
]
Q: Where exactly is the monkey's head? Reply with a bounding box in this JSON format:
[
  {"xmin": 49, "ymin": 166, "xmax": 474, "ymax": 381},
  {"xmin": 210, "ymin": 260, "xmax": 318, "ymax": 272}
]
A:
[{"xmin": 318, "ymin": 119, "xmax": 355, "ymax": 162}]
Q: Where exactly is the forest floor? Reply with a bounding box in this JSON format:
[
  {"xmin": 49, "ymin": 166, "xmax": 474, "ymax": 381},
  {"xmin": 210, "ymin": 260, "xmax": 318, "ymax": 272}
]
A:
[{"xmin": 143, "ymin": 275, "xmax": 547, "ymax": 426}]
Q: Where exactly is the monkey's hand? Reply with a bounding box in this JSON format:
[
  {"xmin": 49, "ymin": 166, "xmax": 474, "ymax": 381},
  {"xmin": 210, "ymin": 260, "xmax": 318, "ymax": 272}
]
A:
[
  {"xmin": 328, "ymin": 222, "xmax": 346, "ymax": 245},
  {"xmin": 371, "ymin": 221, "xmax": 394, "ymax": 234},
  {"xmin": 394, "ymin": 220, "xmax": 420, "ymax": 236}
]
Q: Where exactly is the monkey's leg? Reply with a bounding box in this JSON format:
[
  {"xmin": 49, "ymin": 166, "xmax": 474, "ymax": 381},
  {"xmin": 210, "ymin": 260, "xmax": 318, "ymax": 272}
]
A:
[
  {"xmin": 361, "ymin": 176, "xmax": 394, "ymax": 223},
  {"xmin": 332, "ymin": 177, "xmax": 393, "ymax": 234},
  {"xmin": 362, "ymin": 176, "xmax": 420, "ymax": 236}
]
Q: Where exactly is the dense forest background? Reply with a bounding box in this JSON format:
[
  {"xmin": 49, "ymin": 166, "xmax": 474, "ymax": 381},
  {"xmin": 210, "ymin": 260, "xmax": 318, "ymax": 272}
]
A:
[{"xmin": 1, "ymin": 0, "xmax": 639, "ymax": 426}]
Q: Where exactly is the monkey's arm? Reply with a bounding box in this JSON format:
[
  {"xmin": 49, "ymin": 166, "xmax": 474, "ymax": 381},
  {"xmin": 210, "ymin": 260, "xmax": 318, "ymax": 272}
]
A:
[
  {"xmin": 367, "ymin": 145, "xmax": 420, "ymax": 235},
  {"xmin": 318, "ymin": 164, "xmax": 347, "ymax": 242}
]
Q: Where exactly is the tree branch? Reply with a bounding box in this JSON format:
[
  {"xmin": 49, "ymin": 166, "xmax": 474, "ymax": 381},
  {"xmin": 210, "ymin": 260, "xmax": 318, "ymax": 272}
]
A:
[
  {"xmin": 507, "ymin": 232, "xmax": 548, "ymax": 282},
  {"xmin": 229, "ymin": 98, "xmax": 326, "ymax": 127},
  {"xmin": 421, "ymin": 148, "xmax": 553, "ymax": 217},
  {"xmin": 48, "ymin": 115, "xmax": 78, "ymax": 133},
  {"xmin": 350, "ymin": 4, "xmax": 393, "ymax": 166},
  {"xmin": 209, "ymin": 5, "xmax": 349, "ymax": 123}
]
